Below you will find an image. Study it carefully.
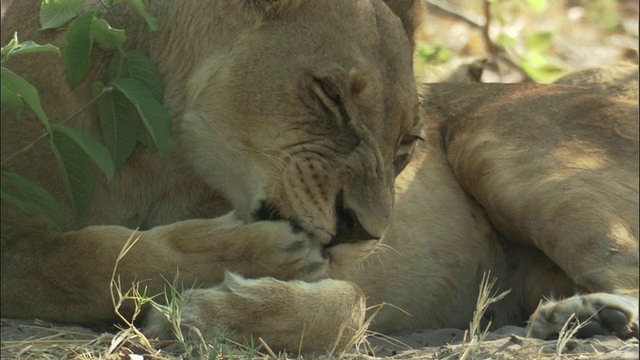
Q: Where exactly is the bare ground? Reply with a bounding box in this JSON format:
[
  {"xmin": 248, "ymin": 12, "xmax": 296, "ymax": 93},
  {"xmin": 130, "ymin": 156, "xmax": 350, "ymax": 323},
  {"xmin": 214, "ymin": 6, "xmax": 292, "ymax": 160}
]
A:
[{"xmin": 1, "ymin": 318, "xmax": 638, "ymax": 359}]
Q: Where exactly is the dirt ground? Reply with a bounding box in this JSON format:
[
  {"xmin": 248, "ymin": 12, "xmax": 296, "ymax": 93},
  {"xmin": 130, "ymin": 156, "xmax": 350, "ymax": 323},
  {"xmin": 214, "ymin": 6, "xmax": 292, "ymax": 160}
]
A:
[
  {"xmin": 1, "ymin": 1, "xmax": 638, "ymax": 359},
  {"xmin": 1, "ymin": 318, "xmax": 638, "ymax": 359}
]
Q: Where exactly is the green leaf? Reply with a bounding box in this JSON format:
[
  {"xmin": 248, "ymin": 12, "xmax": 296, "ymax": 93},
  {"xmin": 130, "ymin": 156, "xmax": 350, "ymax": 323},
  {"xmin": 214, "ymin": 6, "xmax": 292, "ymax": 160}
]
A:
[
  {"xmin": 496, "ymin": 33, "xmax": 517, "ymax": 47},
  {"xmin": 52, "ymin": 124, "xmax": 116, "ymax": 181},
  {"xmin": 135, "ymin": 119, "xmax": 154, "ymax": 147},
  {"xmin": 10, "ymin": 41, "xmax": 60, "ymax": 57},
  {"xmin": 1, "ymin": 32, "xmax": 19, "ymax": 61},
  {"xmin": 1, "ymin": 68, "xmax": 50, "ymax": 131},
  {"xmin": 63, "ymin": 11, "xmax": 95, "ymax": 88},
  {"xmin": 112, "ymin": 78, "xmax": 171, "ymax": 156},
  {"xmin": 107, "ymin": 50, "xmax": 164, "ymax": 101},
  {"xmin": 417, "ymin": 42, "xmax": 451, "ymax": 64},
  {"xmin": 1, "ymin": 184, "xmax": 36, "ymax": 215},
  {"xmin": 521, "ymin": 53, "xmax": 564, "ymax": 83},
  {"xmin": 39, "ymin": 0, "xmax": 85, "ymax": 30},
  {"xmin": 525, "ymin": 31, "xmax": 553, "ymax": 53},
  {"xmin": 2, "ymin": 33, "xmax": 59, "ymax": 64},
  {"xmin": 50, "ymin": 124, "xmax": 115, "ymax": 216},
  {"xmin": 90, "ymin": 18, "xmax": 127, "ymax": 50},
  {"xmin": 102, "ymin": 51, "xmax": 167, "ymax": 156},
  {"xmin": 1, "ymin": 168, "xmax": 65, "ymax": 230},
  {"xmin": 524, "ymin": 0, "xmax": 549, "ymax": 13},
  {"xmin": 50, "ymin": 131, "xmax": 96, "ymax": 217},
  {"xmin": 128, "ymin": 0, "xmax": 159, "ymax": 32},
  {"xmin": 1, "ymin": 84, "xmax": 24, "ymax": 118},
  {"xmin": 92, "ymin": 81, "xmax": 139, "ymax": 167}
]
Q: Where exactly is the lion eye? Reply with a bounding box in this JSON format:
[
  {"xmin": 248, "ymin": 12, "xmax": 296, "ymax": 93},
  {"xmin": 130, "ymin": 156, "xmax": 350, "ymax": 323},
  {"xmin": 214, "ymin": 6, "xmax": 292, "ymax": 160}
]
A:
[
  {"xmin": 393, "ymin": 134, "xmax": 423, "ymax": 176},
  {"xmin": 393, "ymin": 154, "xmax": 411, "ymax": 176},
  {"xmin": 316, "ymin": 78, "xmax": 341, "ymax": 103},
  {"xmin": 400, "ymin": 135, "xmax": 423, "ymax": 146},
  {"xmin": 397, "ymin": 133, "xmax": 424, "ymax": 150},
  {"xmin": 313, "ymin": 77, "xmax": 350, "ymax": 126}
]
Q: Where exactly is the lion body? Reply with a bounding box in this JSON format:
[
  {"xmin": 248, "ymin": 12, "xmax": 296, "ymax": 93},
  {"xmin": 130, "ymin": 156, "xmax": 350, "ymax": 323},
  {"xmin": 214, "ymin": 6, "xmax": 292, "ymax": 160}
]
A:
[{"xmin": 1, "ymin": 0, "xmax": 637, "ymax": 351}]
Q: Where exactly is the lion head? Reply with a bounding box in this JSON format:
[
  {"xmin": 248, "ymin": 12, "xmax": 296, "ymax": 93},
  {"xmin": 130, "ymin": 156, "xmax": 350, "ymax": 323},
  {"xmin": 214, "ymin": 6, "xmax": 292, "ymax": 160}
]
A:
[
  {"xmin": 1, "ymin": 0, "xmax": 424, "ymax": 269},
  {"xmin": 178, "ymin": 0, "xmax": 425, "ymax": 265}
]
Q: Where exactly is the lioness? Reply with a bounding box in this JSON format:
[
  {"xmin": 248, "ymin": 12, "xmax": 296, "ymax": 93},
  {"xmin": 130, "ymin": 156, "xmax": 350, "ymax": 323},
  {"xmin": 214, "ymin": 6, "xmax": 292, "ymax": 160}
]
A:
[{"xmin": 1, "ymin": 0, "xmax": 638, "ymax": 352}]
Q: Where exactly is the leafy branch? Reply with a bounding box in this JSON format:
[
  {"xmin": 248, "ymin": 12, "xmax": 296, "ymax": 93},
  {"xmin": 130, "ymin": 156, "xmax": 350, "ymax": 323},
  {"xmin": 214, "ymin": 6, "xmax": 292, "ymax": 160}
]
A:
[
  {"xmin": 423, "ymin": 0, "xmax": 563, "ymax": 82},
  {"xmin": 1, "ymin": 0, "xmax": 168, "ymax": 229}
]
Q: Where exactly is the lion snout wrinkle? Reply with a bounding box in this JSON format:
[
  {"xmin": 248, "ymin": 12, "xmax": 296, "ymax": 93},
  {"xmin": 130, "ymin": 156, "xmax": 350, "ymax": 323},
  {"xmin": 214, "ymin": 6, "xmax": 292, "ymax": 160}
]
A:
[{"xmin": 280, "ymin": 152, "xmax": 391, "ymax": 248}]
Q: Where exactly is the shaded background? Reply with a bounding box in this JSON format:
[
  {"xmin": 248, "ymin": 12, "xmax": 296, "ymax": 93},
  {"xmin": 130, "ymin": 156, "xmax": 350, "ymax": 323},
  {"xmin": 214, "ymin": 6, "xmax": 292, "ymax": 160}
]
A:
[
  {"xmin": 3, "ymin": 0, "xmax": 638, "ymax": 83},
  {"xmin": 415, "ymin": 0, "xmax": 638, "ymax": 82}
]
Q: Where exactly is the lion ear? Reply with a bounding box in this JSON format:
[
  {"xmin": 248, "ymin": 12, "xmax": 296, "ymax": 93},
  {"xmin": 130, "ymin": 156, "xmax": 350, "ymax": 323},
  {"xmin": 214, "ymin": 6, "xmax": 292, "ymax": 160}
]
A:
[
  {"xmin": 227, "ymin": 0, "xmax": 301, "ymax": 20},
  {"xmin": 381, "ymin": 0, "xmax": 425, "ymax": 47}
]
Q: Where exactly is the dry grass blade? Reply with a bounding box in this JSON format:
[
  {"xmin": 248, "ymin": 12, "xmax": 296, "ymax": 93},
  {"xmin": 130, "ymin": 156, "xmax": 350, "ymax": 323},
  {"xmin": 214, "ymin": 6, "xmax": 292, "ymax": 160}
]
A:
[
  {"xmin": 259, "ymin": 337, "xmax": 279, "ymax": 358},
  {"xmin": 527, "ymin": 299, "xmax": 546, "ymax": 339},
  {"xmin": 0, "ymin": 321, "xmax": 106, "ymax": 360},
  {"xmin": 458, "ymin": 271, "xmax": 511, "ymax": 360},
  {"xmin": 337, "ymin": 302, "xmax": 414, "ymax": 358},
  {"xmin": 107, "ymin": 231, "xmax": 160, "ymax": 355},
  {"xmin": 553, "ymin": 310, "xmax": 600, "ymax": 358}
]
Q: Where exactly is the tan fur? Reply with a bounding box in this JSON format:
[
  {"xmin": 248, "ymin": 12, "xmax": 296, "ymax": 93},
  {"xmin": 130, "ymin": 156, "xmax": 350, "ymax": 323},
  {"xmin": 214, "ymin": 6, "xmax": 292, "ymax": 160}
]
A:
[
  {"xmin": 422, "ymin": 64, "xmax": 638, "ymax": 339},
  {"xmin": 1, "ymin": 0, "xmax": 421, "ymax": 350},
  {"xmin": 145, "ymin": 272, "xmax": 366, "ymax": 351},
  {"xmin": 1, "ymin": 0, "xmax": 638, "ymax": 352}
]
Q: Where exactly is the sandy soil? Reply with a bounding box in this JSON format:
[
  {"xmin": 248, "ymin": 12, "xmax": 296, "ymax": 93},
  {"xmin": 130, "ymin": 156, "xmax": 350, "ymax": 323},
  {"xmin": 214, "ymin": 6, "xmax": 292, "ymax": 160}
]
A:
[
  {"xmin": 1, "ymin": 318, "xmax": 638, "ymax": 359},
  {"xmin": 365, "ymin": 326, "xmax": 639, "ymax": 359}
]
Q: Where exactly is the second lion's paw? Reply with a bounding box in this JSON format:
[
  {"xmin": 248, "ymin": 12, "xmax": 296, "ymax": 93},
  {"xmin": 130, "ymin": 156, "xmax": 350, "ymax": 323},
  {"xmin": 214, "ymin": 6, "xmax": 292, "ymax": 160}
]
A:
[{"xmin": 528, "ymin": 293, "xmax": 639, "ymax": 340}]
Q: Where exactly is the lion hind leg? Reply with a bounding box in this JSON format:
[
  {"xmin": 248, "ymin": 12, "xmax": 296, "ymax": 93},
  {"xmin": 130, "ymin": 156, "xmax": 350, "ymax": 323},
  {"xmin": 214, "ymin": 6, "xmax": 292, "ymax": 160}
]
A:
[
  {"xmin": 144, "ymin": 272, "xmax": 366, "ymax": 352},
  {"xmin": 528, "ymin": 293, "xmax": 639, "ymax": 340}
]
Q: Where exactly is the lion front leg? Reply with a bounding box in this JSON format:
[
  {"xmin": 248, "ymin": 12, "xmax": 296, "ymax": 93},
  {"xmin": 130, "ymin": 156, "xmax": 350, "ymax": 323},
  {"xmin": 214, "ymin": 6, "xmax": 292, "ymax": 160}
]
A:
[
  {"xmin": 144, "ymin": 272, "xmax": 366, "ymax": 352},
  {"xmin": 0, "ymin": 213, "xmax": 329, "ymax": 325},
  {"xmin": 143, "ymin": 213, "xmax": 330, "ymax": 283}
]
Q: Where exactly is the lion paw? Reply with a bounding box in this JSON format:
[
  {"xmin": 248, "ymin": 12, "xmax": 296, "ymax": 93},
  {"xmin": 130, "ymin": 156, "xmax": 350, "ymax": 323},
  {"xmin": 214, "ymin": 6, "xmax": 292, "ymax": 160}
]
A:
[
  {"xmin": 528, "ymin": 293, "xmax": 639, "ymax": 340},
  {"xmin": 246, "ymin": 220, "xmax": 329, "ymax": 281},
  {"xmin": 144, "ymin": 272, "xmax": 366, "ymax": 351}
]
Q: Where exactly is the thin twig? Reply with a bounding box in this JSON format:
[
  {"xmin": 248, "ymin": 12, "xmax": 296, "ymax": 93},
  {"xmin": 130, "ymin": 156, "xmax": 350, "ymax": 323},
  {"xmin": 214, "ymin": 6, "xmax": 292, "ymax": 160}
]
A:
[
  {"xmin": 98, "ymin": 0, "xmax": 122, "ymax": 29},
  {"xmin": 0, "ymin": 131, "xmax": 48, "ymax": 166},
  {"xmin": 1, "ymin": 87, "xmax": 110, "ymax": 166},
  {"xmin": 482, "ymin": 0, "xmax": 499, "ymax": 56},
  {"xmin": 480, "ymin": 0, "xmax": 535, "ymax": 82},
  {"xmin": 425, "ymin": 0, "xmax": 484, "ymax": 28}
]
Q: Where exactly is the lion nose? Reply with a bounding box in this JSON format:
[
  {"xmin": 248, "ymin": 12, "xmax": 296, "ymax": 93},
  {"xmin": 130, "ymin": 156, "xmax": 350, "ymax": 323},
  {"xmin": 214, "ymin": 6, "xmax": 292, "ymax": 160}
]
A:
[{"xmin": 332, "ymin": 191, "xmax": 380, "ymax": 245}]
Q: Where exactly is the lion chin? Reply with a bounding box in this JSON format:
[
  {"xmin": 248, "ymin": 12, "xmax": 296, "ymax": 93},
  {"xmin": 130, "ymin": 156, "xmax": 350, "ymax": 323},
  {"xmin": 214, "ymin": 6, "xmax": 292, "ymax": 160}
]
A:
[{"xmin": 1, "ymin": 0, "xmax": 638, "ymax": 353}]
